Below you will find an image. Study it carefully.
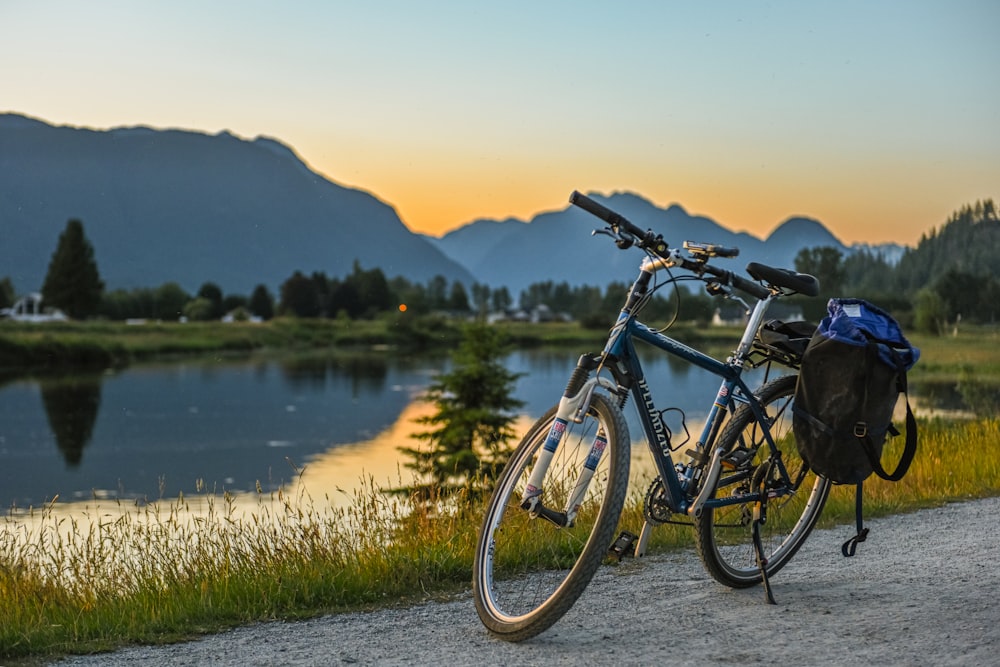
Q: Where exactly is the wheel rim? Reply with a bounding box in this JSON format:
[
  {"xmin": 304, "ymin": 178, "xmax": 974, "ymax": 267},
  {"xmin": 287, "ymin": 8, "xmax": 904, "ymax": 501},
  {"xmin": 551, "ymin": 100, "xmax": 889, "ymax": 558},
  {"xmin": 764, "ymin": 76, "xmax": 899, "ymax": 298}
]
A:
[{"xmin": 475, "ymin": 398, "xmax": 626, "ymax": 627}]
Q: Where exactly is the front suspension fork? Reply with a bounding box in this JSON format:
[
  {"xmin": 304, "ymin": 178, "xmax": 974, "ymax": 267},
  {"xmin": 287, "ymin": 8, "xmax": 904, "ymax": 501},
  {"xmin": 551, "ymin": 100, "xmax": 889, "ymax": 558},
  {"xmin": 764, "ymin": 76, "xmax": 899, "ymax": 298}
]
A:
[{"xmin": 520, "ymin": 355, "xmax": 609, "ymax": 526}]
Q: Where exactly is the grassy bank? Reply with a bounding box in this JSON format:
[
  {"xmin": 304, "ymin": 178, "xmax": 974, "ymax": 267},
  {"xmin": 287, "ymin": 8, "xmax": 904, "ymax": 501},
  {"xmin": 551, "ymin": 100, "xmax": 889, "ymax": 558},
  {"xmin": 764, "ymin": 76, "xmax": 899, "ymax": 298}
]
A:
[
  {"xmin": 3, "ymin": 317, "xmax": 996, "ymax": 375},
  {"xmin": 0, "ymin": 316, "xmax": 726, "ymax": 372},
  {"xmin": 1, "ymin": 416, "xmax": 998, "ymax": 660}
]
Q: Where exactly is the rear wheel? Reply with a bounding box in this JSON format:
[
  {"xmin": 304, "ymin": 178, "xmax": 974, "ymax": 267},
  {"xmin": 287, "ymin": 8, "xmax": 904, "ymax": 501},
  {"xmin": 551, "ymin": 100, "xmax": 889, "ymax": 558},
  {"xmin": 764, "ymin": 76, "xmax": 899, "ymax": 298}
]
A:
[
  {"xmin": 473, "ymin": 392, "xmax": 630, "ymax": 641},
  {"xmin": 694, "ymin": 375, "xmax": 830, "ymax": 587}
]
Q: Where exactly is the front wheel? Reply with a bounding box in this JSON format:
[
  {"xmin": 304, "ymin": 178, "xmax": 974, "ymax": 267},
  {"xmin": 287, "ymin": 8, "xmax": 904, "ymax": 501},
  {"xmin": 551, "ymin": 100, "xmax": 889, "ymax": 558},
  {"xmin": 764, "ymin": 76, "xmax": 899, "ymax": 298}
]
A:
[
  {"xmin": 694, "ymin": 374, "xmax": 830, "ymax": 588},
  {"xmin": 473, "ymin": 392, "xmax": 630, "ymax": 642}
]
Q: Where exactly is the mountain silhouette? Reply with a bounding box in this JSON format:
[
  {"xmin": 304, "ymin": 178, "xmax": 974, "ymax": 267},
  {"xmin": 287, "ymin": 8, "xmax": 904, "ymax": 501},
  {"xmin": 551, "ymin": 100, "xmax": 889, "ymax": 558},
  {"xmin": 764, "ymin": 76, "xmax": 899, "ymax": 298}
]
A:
[
  {"xmin": 428, "ymin": 192, "xmax": 860, "ymax": 296},
  {"xmin": 2, "ymin": 113, "xmax": 903, "ymax": 301},
  {"xmin": 0, "ymin": 113, "xmax": 474, "ymax": 295}
]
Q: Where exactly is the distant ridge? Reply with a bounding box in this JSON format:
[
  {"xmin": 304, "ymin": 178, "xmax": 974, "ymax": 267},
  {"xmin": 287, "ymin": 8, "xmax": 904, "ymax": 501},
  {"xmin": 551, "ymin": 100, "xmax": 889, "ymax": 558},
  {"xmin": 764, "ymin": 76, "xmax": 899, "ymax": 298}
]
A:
[
  {"xmin": 1, "ymin": 113, "xmax": 906, "ymax": 299},
  {"xmin": 427, "ymin": 191, "xmax": 900, "ymax": 296},
  {"xmin": 0, "ymin": 113, "xmax": 474, "ymax": 294}
]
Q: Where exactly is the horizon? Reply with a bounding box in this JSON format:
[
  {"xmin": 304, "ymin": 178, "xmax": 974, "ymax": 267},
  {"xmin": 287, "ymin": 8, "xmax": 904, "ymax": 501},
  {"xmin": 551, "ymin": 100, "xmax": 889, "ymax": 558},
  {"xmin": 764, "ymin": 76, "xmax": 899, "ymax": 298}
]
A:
[{"xmin": 2, "ymin": 1, "xmax": 997, "ymax": 245}]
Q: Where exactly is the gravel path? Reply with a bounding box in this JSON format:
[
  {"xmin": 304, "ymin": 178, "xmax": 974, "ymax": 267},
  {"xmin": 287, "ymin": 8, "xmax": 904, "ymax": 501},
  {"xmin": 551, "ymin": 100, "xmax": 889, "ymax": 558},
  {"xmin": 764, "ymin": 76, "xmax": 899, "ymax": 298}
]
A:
[{"xmin": 54, "ymin": 497, "xmax": 1000, "ymax": 667}]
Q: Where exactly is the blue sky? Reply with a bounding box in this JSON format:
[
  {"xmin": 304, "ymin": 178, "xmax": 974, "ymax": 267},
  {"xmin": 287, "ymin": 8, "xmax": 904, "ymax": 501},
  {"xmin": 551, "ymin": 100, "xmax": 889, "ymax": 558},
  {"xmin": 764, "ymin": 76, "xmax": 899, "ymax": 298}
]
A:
[{"xmin": 2, "ymin": 0, "xmax": 997, "ymax": 244}]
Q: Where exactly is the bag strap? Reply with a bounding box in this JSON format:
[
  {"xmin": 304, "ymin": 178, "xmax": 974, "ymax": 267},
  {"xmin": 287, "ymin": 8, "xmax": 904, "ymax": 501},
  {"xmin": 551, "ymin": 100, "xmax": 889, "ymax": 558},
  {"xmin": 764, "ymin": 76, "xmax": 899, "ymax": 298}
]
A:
[
  {"xmin": 856, "ymin": 345, "xmax": 918, "ymax": 482},
  {"xmin": 841, "ymin": 482, "xmax": 869, "ymax": 557}
]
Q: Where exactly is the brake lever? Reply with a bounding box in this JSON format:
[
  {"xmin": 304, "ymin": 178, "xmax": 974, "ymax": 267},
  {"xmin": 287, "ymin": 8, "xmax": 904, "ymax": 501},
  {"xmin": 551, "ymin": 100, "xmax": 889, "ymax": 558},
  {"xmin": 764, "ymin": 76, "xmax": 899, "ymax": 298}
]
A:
[{"xmin": 592, "ymin": 227, "xmax": 635, "ymax": 249}]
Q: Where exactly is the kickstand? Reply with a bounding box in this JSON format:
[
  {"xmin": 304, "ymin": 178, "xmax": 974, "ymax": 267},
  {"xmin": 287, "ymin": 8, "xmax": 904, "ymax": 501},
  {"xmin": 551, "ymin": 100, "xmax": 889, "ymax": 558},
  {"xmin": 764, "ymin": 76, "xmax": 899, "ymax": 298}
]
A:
[{"xmin": 752, "ymin": 502, "xmax": 777, "ymax": 605}]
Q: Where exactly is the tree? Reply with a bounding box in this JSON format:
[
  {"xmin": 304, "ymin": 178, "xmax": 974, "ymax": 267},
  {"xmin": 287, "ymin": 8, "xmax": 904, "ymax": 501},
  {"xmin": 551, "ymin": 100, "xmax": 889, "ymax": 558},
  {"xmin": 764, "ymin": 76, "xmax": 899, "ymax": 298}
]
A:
[
  {"xmin": 471, "ymin": 282, "xmax": 492, "ymax": 316},
  {"xmin": 41, "ymin": 219, "xmax": 104, "ymax": 319},
  {"xmin": 448, "ymin": 281, "xmax": 471, "ymax": 313},
  {"xmin": 183, "ymin": 297, "xmax": 215, "ymax": 321},
  {"xmin": 154, "ymin": 282, "xmax": 190, "ymax": 321},
  {"xmin": 0, "ymin": 276, "xmax": 14, "ymax": 310},
  {"xmin": 196, "ymin": 282, "xmax": 225, "ymax": 320},
  {"xmin": 491, "ymin": 286, "xmax": 512, "ymax": 313},
  {"xmin": 914, "ymin": 287, "xmax": 947, "ymax": 335},
  {"xmin": 279, "ymin": 271, "xmax": 321, "ymax": 317},
  {"xmin": 351, "ymin": 262, "xmax": 393, "ymax": 318},
  {"xmin": 401, "ymin": 322, "xmax": 524, "ymax": 490},
  {"xmin": 249, "ymin": 284, "xmax": 275, "ymax": 320},
  {"xmin": 426, "ymin": 275, "xmax": 449, "ymax": 311},
  {"xmin": 793, "ymin": 246, "xmax": 845, "ymax": 322}
]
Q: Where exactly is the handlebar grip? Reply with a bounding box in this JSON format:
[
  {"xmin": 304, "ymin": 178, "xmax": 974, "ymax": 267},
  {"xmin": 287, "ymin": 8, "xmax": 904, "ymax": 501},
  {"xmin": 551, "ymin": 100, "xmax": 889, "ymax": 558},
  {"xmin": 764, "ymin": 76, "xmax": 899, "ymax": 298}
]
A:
[
  {"xmin": 714, "ymin": 246, "xmax": 740, "ymax": 258},
  {"xmin": 569, "ymin": 191, "xmax": 632, "ymax": 230}
]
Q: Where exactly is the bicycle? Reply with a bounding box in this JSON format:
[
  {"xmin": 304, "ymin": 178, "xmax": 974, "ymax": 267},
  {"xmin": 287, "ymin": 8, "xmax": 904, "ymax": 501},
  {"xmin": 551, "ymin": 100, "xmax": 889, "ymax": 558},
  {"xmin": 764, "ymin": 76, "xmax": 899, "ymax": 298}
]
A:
[{"xmin": 473, "ymin": 191, "xmax": 829, "ymax": 641}]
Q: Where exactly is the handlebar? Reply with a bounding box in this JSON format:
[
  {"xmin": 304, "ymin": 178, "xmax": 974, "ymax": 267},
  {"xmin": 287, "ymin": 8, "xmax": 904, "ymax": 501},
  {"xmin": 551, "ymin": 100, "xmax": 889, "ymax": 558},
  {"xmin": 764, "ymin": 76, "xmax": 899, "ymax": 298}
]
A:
[{"xmin": 570, "ymin": 190, "xmax": 771, "ymax": 301}]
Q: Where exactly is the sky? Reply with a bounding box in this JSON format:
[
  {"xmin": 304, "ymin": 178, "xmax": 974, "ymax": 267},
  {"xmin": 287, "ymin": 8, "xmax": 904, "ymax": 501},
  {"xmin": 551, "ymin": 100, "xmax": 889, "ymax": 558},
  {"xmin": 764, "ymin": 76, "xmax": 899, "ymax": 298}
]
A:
[{"xmin": 2, "ymin": 1, "xmax": 998, "ymax": 245}]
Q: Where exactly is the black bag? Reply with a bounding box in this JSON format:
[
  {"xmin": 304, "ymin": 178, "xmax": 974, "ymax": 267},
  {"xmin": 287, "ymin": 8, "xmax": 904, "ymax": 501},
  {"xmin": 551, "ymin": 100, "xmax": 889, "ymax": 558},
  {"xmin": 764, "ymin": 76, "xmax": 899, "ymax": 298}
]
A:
[{"xmin": 793, "ymin": 298, "xmax": 920, "ymax": 556}]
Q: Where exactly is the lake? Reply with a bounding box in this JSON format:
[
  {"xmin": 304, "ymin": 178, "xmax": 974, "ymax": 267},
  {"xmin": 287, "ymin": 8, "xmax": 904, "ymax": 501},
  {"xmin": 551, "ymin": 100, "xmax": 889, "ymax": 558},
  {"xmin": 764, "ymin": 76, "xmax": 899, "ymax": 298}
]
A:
[{"xmin": 0, "ymin": 346, "xmax": 972, "ymax": 514}]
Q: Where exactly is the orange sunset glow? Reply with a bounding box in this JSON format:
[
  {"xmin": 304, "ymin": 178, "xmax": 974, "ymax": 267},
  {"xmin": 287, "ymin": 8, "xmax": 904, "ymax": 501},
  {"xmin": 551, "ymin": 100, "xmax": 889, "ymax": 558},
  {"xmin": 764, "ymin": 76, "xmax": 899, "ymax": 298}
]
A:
[{"xmin": 2, "ymin": 1, "xmax": 996, "ymax": 245}]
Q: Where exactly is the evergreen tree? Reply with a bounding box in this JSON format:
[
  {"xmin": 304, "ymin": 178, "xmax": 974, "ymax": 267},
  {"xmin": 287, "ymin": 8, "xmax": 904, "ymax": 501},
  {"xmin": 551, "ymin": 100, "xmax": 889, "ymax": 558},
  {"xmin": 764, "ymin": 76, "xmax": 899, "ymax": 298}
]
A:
[
  {"xmin": 41, "ymin": 219, "xmax": 104, "ymax": 319},
  {"xmin": 0, "ymin": 276, "xmax": 14, "ymax": 310},
  {"xmin": 793, "ymin": 246, "xmax": 845, "ymax": 322},
  {"xmin": 448, "ymin": 281, "xmax": 471, "ymax": 312},
  {"xmin": 427, "ymin": 275, "xmax": 449, "ymax": 311},
  {"xmin": 351, "ymin": 263, "xmax": 393, "ymax": 317},
  {"xmin": 249, "ymin": 284, "xmax": 275, "ymax": 320},
  {"xmin": 401, "ymin": 322, "xmax": 524, "ymax": 490},
  {"xmin": 279, "ymin": 271, "xmax": 321, "ymax": 317},
  {"xmin": 471, "ymin": 282, "xmax": 492, "ymax": 316},
  {"xmin": 491, "ymin": 286, "xmax": 512, "ymax": 313}
]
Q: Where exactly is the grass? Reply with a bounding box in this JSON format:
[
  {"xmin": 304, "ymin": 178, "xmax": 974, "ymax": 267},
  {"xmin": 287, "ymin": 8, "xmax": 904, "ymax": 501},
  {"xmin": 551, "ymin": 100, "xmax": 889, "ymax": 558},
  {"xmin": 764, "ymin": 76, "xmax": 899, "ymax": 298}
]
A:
[
  {"xmin": 0, "ymin": 318, "xmax": 405, "ymax": 370},
  {"xmin": 0, "ymin": 317, "xmax": 752, "ymax": 373},
  {"xmin": 1, "ymin": 323, "xmax": 997, "ymax": 659},
  {"xmin": 1, "ymin": 416, "xmax": 997, "ymax": 661}
]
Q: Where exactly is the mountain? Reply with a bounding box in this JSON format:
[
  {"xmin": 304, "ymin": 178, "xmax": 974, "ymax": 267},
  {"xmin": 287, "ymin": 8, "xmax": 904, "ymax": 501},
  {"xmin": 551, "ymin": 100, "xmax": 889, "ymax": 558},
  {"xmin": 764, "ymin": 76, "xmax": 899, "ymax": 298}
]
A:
[
  {"xmin": 428, "ymin": 192, "xmax": 863, "ymax": 296},
  {"xmin": 0, "ymin": 113, "xmax": 474, "ymax": 294}
]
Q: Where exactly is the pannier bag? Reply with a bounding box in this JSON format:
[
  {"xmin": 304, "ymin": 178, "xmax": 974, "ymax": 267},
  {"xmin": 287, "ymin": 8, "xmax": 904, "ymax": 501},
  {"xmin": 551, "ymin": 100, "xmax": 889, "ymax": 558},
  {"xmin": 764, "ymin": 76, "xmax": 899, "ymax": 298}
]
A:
[{"xmin": 793, "ymin": 298, "xmax": 920, "ymax": 556}]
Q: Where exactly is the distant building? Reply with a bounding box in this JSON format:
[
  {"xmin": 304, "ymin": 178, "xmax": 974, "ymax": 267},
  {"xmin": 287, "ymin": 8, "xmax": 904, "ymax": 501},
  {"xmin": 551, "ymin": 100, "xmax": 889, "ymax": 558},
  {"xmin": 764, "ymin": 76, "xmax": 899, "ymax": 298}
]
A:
[{"xmin": 0, "ymin": 292, "xmax": 68, "ymax": 322}]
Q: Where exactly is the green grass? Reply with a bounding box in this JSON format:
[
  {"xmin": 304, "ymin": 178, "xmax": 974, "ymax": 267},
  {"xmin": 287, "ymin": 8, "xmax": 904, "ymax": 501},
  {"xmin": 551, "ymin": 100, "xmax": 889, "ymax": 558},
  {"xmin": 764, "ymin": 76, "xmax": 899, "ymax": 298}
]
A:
[
  {"xmin": 0, "ymin": 318, "xmax": 751, "ymax": 372},
  {"xmin": 0, "ymin": 318, "xmax": 403, "ymax": 370},
  {"xmin": 2, "ymin": 417, "xmax": 997, "ymax": 661}
]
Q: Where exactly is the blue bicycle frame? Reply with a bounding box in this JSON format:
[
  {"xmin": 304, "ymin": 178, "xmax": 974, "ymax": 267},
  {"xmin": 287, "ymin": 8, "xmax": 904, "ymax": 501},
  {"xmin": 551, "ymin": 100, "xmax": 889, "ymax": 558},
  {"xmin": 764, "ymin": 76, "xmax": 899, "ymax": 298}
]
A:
[{"xmin": 596, "ymin": 257, "xmax": 795, "ymax": 520}]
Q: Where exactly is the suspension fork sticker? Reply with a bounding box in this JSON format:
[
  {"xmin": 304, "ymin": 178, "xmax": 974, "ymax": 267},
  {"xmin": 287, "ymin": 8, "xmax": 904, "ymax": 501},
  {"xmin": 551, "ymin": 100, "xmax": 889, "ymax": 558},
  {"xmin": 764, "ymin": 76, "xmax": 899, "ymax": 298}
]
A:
[
  {"xmin": 584, "ymin": 433, "xmax": 608, "ymax": 471},
  {"xmin": 522, "ymin": 418, "xmax": 568, "ymax": 503},
  {"xmin": 566, "ymin": 431, "xmax": 609, "ymax": 521}
]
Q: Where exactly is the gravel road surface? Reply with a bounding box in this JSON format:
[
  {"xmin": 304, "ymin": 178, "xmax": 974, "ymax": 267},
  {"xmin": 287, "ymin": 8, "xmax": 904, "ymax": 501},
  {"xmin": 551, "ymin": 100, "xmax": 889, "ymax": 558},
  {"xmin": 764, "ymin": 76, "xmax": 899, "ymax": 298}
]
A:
[{"xmin": 54, "ymin": 496, "xmax": 999, "ymax": 666}]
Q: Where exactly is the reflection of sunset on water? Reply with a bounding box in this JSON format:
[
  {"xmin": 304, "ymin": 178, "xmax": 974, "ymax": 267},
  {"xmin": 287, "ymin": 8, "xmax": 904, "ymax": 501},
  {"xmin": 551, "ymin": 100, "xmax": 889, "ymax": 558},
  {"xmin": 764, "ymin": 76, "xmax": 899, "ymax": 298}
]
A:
[{"xmin": 288, "ymin": 400, "xmax": 537, "ymax": 507}]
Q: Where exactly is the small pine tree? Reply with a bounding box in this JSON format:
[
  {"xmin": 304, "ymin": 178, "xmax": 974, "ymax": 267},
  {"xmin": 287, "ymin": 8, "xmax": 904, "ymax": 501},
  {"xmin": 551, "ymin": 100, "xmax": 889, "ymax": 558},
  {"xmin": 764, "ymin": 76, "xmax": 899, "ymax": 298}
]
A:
[
  {"xmin": 401, "ymin": 321, "xmax": 524, "ymax": 491},
  {"xmin": 41, "ymin": 219, "xmax": 104, "ymax": 319}
]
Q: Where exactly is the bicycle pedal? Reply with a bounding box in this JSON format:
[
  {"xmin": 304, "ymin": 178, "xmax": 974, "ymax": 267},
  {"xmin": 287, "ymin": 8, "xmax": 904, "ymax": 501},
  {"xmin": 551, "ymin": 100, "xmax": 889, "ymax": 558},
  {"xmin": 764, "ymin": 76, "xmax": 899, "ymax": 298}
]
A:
[
  {"xmin": 608, "ymin": 530, "xmax": 638, "ymax": 561},
  {"xmin": 721, "ymin": 447, "xmax": 754, "ymax": 470}
]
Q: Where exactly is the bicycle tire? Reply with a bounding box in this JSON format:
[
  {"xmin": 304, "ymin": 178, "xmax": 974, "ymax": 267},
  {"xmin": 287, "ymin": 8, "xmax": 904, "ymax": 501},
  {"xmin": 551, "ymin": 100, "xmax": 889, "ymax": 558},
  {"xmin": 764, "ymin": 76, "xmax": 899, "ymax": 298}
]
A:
[
  {"xmin": 694, "ymin": 374, "xmax": 830, "ymax": 588},
  {"xmin": 473, "ymin": 392, "xmax": 630, "ymax": 641}
]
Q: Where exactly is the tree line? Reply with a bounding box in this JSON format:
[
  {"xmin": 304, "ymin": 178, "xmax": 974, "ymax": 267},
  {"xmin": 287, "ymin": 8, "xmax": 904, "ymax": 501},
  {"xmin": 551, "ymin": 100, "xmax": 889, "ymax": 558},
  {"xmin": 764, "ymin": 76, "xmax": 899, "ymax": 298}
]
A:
[
  {"xmin": 791, "ymin": 199, "xmax": 999, "ymax": 333},
  {"xmin": 0, "ymin": 218, "xmax": 720, "ymax": 325},
  {"xmin": 3, "ymin": 200, "xmax": 996, "ymax": 334}
]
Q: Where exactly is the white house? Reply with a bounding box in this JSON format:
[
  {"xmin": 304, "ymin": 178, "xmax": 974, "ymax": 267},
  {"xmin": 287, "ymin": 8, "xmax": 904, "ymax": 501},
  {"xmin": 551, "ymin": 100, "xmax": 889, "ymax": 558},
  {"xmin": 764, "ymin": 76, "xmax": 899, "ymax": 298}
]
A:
[{"xmin": 0, "ymin": 292, "xmax": 68, "ymax": 322}]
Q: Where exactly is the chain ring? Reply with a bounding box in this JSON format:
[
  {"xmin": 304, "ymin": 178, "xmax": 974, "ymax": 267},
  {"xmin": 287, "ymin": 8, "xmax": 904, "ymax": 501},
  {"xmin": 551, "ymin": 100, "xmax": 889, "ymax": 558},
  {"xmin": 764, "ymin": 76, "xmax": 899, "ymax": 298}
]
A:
[{"xmin": 643, "ymin": 476, "xmax": 673, "ymax": 524}]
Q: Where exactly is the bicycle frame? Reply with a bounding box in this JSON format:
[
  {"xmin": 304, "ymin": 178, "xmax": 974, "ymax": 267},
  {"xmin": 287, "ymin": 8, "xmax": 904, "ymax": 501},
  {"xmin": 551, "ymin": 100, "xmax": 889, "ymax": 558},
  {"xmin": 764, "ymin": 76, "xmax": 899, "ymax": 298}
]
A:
[
  {"xmin": 607, "ymin": 294, "xmax": 789, "ymax": 519},
  {"xmin": 521, "ymin": 255, "xmax": 797, "ymax": 525}
]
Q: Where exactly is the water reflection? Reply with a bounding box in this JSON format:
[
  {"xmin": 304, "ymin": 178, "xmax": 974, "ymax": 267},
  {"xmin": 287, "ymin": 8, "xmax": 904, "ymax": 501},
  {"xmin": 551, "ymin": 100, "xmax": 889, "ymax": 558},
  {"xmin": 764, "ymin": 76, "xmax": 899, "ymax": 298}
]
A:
[
  {"xmin": 0, "ymin": 353, "xmax": 436, "ymax": 509},
  {"xmin": 0, "ymin": 349, "xmax": 992, "ymax": 515},
  {"xmin": 39, "ymin": 374, "xmax": 103, "ymax": 467}
]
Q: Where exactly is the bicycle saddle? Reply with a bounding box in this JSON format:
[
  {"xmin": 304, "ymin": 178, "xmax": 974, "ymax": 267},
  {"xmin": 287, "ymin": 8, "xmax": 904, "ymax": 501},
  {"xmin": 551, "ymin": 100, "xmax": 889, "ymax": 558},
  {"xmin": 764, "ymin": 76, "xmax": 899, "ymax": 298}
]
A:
[{"xmin": 745, "ymin": 262, "xmax": 820, "ymax": 297}]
